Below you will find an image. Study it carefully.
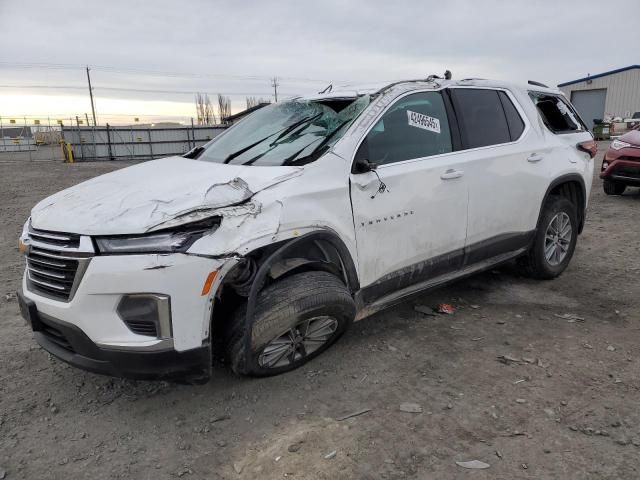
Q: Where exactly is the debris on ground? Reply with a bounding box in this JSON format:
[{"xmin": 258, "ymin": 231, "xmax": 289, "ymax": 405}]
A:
[
  {"xmin": 455, "ymin": 460, "xmax": 490, "ymax": 469},
  {"xmin": 436, "ymin": 303, "xmax": 455, "ymax": 314},
  {"xmin": 233, "ymin": 462, "xmax": 243, "ymax": 474},
  {"xmin": 0, "ymin": 468, "xmax": 6, "ymax": 479},
  {"xmin": 209, "ymin": 415, "xmax": 230, "ymax": 423},
  {"xmin": 515, "ymin": 398, "xmax": 527, "ymax": 404},
  {"xmin": 607, "ymin": 345, "xmax": 616, "ymax": 351},
  {"xmin": 324, "ymin": 451, "xmax": 337, "ymax": 460},
  {"xmin": 554, "ymin": 313, "xmax": 585, "ymax": 323},
  {"xmin": 399, "ymin": 402, "xmax": 423, "ymax": 413},
  {"xmin": 335, "ymin": 408, "xmax": 371, "ymax": 422},
  {"xmin": 414, "ymin": 304, "xmax": 437, "ymax": 316},
  {"xmin": 497, "ymin": 354, "xmax": 521, "ymax": 365},
  {"xmin": 176, "ymin": 466, "xmax": 193, "ymax": 477},
  {"xmin": 288, "ymin": 441, "xmax": 304, "ymax": 453}
]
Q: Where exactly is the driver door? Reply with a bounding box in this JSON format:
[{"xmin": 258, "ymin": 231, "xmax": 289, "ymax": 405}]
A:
[{"xmin": 349, "ymin": 90, "xmax": 469, "ymax": 303}]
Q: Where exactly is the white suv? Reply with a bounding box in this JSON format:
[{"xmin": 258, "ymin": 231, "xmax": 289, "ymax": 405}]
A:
[{"xmin": 17, "ymin": 77, "xmax": 595, "ymax": 382}]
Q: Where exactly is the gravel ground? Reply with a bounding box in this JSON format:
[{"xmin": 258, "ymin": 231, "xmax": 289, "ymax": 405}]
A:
[{"xmin": 1, "ymin": 146, "xmax": 639, "ymax": 479}]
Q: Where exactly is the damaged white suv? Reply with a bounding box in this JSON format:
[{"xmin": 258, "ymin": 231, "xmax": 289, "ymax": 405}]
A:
[{"xmin": 18, "ymin": 78, "xmax": 596, "ymax": 382}]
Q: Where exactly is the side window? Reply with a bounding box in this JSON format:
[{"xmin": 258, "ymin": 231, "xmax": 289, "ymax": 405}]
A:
[
  {"xmin": 451, "ymin": 89, "xmax": 511, "ymax": 148},
  {"xmin": 363, "ymin": 91, "xmax": 452, "ymax": 165},
  {"xmin": 529, "ymin": 93, "xmax": 585, "ymax": 133},
  {"xmin": 498, "ymin": 91, "xmax": 525, "ymax": 140}
]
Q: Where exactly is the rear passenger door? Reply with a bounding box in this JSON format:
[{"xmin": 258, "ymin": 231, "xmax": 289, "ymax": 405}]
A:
[{"xmin": 449, "ymin": 87, "xmax": 549, "ymax": 262}]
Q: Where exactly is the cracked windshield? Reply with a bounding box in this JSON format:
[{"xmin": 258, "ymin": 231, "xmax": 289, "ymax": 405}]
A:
[{"xmin": 196, "ymin": 95, "xmax": 370, "ymax": 166}]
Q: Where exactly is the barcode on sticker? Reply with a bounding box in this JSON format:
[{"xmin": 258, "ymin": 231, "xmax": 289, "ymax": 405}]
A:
[{"xmin": 407, "ymin": 110, "xmax": 440, "ymax": 133}]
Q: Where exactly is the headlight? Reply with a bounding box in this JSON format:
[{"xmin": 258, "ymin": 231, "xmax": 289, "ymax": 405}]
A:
[
  {"xmin": 95, "ymin": 217, "xmax": 220, "ymax": 254},
  {"xmin": 611, "ymin": 139, "xmax": 631, "ymax": 150},
  {"xmin": 18, "ymin": 218, "xmax": 30, "ymax": 254}
]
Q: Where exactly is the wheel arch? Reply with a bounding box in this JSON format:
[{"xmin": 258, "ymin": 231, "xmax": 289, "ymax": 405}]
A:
[
  {"xmin": 538, "ymin": 174, "xmax": 587, "ymax": 234},
  {"xmin": 209, "ymin": 230, "xmax": 359, "ymax": 363},
  {"xmin": 240, "ymin": 230, "xmax": 359, "ymax": 371}
]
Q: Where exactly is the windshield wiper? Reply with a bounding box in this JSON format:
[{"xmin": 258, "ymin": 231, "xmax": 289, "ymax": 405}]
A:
[
  {"xmin": 222, "ymin": 131, "xmax": 280, "ymax": 164},
  {"xmin": 222, "ymin": 113, "xmax": 323, "ymax": 164},
  {"xmin": 271, "ymin": 113, "xmax": 323, "ymax": 145},
  {"xmin": 183, "ymin": 145, "xmax": 205, "ymax": 159},
  {"xmin": 284, "ymin": 118, "xmax": 353, "ymax": 166}
]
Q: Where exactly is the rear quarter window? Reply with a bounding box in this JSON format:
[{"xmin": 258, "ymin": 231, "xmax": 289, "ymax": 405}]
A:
[
  {"xmin": 450, "ymin": 88, "xmax": 511, "ymax": 149},
  {"xmin": 529, "ymin": 92, "xmax": 586, "ymax": 134},
  {"xmin": 498, "ymin": 91, "xmax": 525, "ymax": 140}
]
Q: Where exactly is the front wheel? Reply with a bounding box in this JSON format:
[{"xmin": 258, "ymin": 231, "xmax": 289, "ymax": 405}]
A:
[
  {"xmin": 603, "ymin": 180, "xmax": 626, "ymax": 196},
  {"xmin": 228, "ymin": 271, "xmax": 355, "ymax": 377},
  {"xmin": 519, "ymin": 196, "xmax": 578, "ymax": 279}
]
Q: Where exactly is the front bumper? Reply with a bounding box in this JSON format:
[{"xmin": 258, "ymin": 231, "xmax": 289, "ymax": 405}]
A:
[
  {"xmin": 18, "ymin": 291, "xmax": 210, "ymax": 380},
  {"xmin": 600, "ymin": 158, "xmax": 640, "ymax": 186},
  {"xmin": 20, "ymin": 251, "xmax": 236, "ymax": 380}
]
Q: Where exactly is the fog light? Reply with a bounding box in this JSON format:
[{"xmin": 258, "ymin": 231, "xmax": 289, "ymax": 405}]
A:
[
  {"xmin": 117, "ymin": 294, "xmax": 172, "ymax": 338},
  {"xmin": 602, "ymin": 161, "xmax": 609, "ymax": 170}
]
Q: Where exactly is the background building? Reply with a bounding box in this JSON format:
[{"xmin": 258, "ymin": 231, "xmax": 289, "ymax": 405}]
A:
[{"xmin": 558, "ymin": 65, "xmax": 640, "ymax": 129}]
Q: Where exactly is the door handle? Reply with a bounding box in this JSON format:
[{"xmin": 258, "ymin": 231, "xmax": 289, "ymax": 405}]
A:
[
  {"xmin": 527, "ymin": 153, "xmax": 544, "ymax": 163},
  {"xmin": 440, "ymin": 169, "xmax": 464, "ymax": 180}
]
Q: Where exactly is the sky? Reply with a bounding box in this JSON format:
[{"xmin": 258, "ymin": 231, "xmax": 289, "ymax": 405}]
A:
[{"xmin": 0, "ymin": 0, "xmax": 637, "ymax": 124}]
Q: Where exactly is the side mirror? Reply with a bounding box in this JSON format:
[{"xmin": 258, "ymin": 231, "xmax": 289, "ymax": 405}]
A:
[{"xmin": 352, "ymin": 138, "xmax": 377, "ymax": 174}]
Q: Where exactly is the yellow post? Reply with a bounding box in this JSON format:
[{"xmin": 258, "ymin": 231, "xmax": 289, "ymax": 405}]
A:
[
  {"xmin": 62, "ymin": 141, "xmax": 74, "ymax": 163},
  {"xmin": 66, "ymin": 142, "xmax": 74, "ymax": 163}
]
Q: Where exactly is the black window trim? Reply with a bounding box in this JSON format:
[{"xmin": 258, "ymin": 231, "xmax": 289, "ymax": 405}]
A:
[
  {"xmin": 447, "ymin": 86, "xmax": 530, "ymax": 152},
  {"xmin": 350, "ymin": 87, "xmax": 462, "ymax": 170}
]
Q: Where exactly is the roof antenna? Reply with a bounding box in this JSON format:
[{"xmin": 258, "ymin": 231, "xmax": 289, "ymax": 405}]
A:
[
  {"xmin": 319, "ymin": 83, "xmax": 333, "ymax": 94},
  {"xmin": 444, "ymin": 70, "xmax": 452, "ymax": 80}
]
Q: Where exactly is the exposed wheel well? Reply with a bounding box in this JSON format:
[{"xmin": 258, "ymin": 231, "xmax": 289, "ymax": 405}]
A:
[
  {"xmin": 210, "ymin": 233, "xmax": 359, "ymax": 357},
  {"xmin": 545, "ymin": 179, "xmax": 586, "ymax": 233}
]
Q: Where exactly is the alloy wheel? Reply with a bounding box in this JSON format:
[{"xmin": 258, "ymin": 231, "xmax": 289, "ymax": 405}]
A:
[
  {"xmin": 544, "ymin": 212, "xmax": 572, "ymax": 266},
  {"xmin": 258, "ymin": 316, "xmax": 339, "ymax": 369}
]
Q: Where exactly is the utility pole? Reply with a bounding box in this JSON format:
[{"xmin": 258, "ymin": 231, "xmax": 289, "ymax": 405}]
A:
[
  {"xmin": 271, "ymin": 76, "xmax": 279, "ymax": 103},
  {"xmin": 86, "ymin": 66, "xmax": 97, "ymax": 126}
]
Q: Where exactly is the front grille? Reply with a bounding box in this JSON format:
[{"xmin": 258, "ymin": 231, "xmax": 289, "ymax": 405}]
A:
[
  {"xmin": 614, "ymin": 165, "xmax": 640, "ymax": 178},
  {"xmin": 25, "ymin": 228, "xmax": 89, "ymax": 302}
]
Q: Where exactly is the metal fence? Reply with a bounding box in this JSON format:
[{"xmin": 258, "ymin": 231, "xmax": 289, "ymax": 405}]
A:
[
  {"xmin": 0, "ymin": 116, "xmax": 229, "ymax": 162},
  {"xmin": 62, "ymin": 124, "xmax": 227, "ymax": 162},
  {"xmin": 0, "ymin": 117, "xmax": 64, "ymax": 162}
]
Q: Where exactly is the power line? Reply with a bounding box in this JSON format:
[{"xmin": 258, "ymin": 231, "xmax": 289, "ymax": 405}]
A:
[
  {"xmin": 0, "ymin": 61, "xmax": 348, "ymax": 84},
  {"xmin": 0, "ymin": 84, "xmax": 301, "ymax": 97}
]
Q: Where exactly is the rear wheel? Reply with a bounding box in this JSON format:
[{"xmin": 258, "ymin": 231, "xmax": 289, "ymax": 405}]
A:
[
  {"xmin": 227, "ymin": 271, "xmax": 355, "ymax": 377},
  {"xmin": 519, "ymin": 196, "xmax": 578, "ymax": 279},
  {"xmin": 603, "ymin": 180, "xmax": 626, "ymax": 195}
]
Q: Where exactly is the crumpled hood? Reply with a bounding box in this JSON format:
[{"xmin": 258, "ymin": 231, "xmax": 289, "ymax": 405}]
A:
[{"xmin": 30, "ymin": 156, "xmax": 302, "ymax": 235}]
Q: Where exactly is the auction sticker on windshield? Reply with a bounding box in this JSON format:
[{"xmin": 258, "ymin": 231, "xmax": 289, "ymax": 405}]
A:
[{"xmin": 407, "ymin": 110, "xmax": 440, "ymax": 134}]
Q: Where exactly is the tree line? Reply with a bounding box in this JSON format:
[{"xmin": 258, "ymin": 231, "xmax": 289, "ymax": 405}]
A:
[{"xmin": 195, "ymin": 94, "xmax": 271, "ymax": 125}]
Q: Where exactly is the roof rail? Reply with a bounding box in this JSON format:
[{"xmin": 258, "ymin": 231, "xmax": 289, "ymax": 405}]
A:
[
  {"xmin": 528, "ymin": 80, "xmax": 549, "ymax": 88},
  {"xmin": 375, "ymin": 77, "xmax": 440, "ymax": 95}
]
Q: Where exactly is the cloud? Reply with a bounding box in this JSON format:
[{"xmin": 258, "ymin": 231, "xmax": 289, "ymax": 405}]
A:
[{"xmin": 0, "ymin": 0, "xmax": 637, "ymax": 121}]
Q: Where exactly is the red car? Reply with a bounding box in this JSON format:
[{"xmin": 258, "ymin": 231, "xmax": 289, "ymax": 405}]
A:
[{"xmin": 601, "ymin": 124, "xmax": 640, "ymax": 195}]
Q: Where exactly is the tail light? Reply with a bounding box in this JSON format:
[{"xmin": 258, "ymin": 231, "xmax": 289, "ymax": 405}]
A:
[{"xmin": 577, "ymin": 140, "xmax": 597, "ymax": 158}]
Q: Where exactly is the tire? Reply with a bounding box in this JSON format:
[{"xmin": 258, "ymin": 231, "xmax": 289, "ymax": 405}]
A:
[
  {"xmin": 603, "ymin": 180, "xmax": 626, "ymax": 196},
  {"xmin": 519, "ymin": 196, "xmax": 578, "ymax": 280},
  {"xmin": 227, "ymin": 271, "xmax": 355, "ymax": 377}
]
